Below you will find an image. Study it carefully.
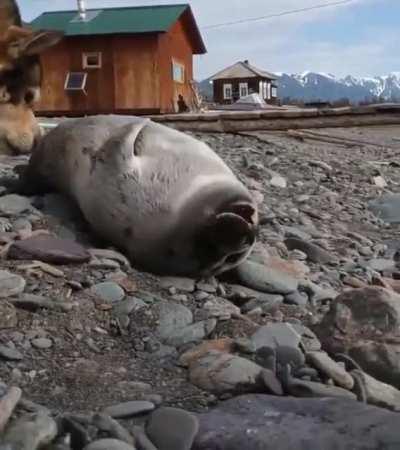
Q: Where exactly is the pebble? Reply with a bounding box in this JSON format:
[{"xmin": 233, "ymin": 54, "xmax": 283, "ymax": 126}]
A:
[
  {"xmin": 251, "ymin": 323, "xmax": 301, "ymax": 351},
  {"xmin": 260, "ymin": 369, "xmax": 283, "ymax": 395},
  {"xmin": 8, "ymin": 235, "xmax": 91, "ymax": 264},
  {"xmin": 0, "ymin": 194, "xmax": 32, "ymax": 216},
  {"xmin": 0, "ymin": 270, "xmax": 26, "ymax": 298},
  {"xmin": 103, "ymin": 401, "xmax": 155, "ymax": 419},
  {"xmin": 90, "ymin": 282, "xmax": 125, "ymax": 304},
  {"xmin": 275, "ymin": 345, "xmax": 306, "ymax": 371},
  {"xmin": 159, "ymin": 277, "xmax": 195, "ymax": 292},
  {"xmin": 367, "ymin": 258, "xmax": 396, "ymax": 273},
  {"xmin": 284, "ymin": 237, "xmax": 338, "ymax": 264},
  {"xmin": 189, "ymin": 351, "xmax": 264, "ymax": 394},
  {"xmin": 306, "ymin": 351, "xmax": 354, "ymax": 390},
  {"xmin": 83, "ymin": 439, "xmax": 136, "ymax": 450},
  {"xmin": 203, "ymin": 296, "xmax": 240, "ymax": 320},
  {"xmin": 146, "ymin": 407, "xmax": 199, "ymax": 450},
  {"xmin": 0, "ymin": 301, "xmax": 18, "ymax": 328},
  {"xmin": 236, "ymin": 260, "xmax": 298, "ymax": 295},
  {"xmin": 31, "ymin": 338, "xmax": 53, "ymax": 350},
  {"xmin": 0, "ymin": 344, "xmax": 23, "ymax": 361}
]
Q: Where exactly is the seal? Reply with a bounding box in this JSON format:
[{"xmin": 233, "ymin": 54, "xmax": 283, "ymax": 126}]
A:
[{"xmin": 20, "ymin": 115, "xmax": 259, "ymax": 277}]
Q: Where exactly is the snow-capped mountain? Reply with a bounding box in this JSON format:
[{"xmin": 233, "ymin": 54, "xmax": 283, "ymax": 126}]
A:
[
  {"xmin": 197, "ymin": 72, "xmax": 400, "ymax": 104},
  {"xmin": 275, "ymin": 71, "xmax": 400, "ymax": 103}
]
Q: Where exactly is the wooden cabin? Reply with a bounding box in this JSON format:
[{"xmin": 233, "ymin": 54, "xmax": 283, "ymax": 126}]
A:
[
  {"xmin": 29, "ymin": 4, "xmax": 206, "ymax": 116},
  {"xmin": 210, "ymin": 60, "xmax": 278, "ymax": 105}
]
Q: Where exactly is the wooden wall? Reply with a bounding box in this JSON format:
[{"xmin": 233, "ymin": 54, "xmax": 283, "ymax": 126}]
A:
[
  {"xmin": 112, "ymin": 35, "xmax": 159, "ymax": 111},
  {"xmin": 213, "ymin": 77, "xmax": 278, "ymax": 105},
  {"xmin": 34, "ymin": 15, "xmax": 197, "ymax": 116},
  {"xmin": 158, "ymin": 16, "xmax": 195, "ymax": 113}
]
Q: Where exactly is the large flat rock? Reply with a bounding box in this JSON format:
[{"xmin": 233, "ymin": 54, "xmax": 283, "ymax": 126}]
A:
[{"xmin": 193, "ymin": 394, "xmax": 400, "ymax": 450}]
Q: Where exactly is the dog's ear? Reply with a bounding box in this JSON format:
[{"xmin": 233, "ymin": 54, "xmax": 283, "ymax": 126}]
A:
[
  {"xmin": 19, "ymin": 30, "xmax": 64, "ymax": 56},
  {"xmin": 0, "ymin": 0, "xmax": 23, "ymax": 30}
]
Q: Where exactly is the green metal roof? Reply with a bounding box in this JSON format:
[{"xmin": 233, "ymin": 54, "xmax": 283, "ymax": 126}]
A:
[{"xmin": 30, "ymin": 4, "xmax": 206, "ymax": 54}]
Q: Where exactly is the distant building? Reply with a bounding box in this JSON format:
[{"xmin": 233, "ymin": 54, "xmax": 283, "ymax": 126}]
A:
[
  {"xmin": 210, "ymin": 60, "xmax": 278, "ymax": 105},
  {"xmin": 29, "ymin": 4, "xmax": 206, "ymax": 116}
]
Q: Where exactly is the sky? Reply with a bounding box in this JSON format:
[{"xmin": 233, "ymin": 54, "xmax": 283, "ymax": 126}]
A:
[{"xmin": 20, "ymin": 0, "xmax": 399, "ymax": 80}]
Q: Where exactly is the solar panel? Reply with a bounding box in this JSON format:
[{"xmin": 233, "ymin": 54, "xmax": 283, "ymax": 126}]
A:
[
  {"xmin": 70, "ymin": 10, "xmax": 102, "ymax": 23},
  {"xmin": 64, "ymin": 72, "xmax": 87, "ymax": 91}
]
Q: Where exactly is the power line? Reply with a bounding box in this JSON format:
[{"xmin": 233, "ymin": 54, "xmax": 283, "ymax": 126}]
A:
[{"xmin": 202, "ymin": 0, "xmax": 354, "ymax": 30}]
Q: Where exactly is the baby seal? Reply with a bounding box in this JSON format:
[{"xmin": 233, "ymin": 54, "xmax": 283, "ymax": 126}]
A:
[{"xmin": 21, "ymin": 115, "xmax": 259, "ymax": 277}]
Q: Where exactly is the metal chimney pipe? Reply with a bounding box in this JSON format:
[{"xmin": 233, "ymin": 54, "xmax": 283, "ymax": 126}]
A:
[{"xmin": 77, "ymin": 0, "xmax": 86, "ymax": 19}]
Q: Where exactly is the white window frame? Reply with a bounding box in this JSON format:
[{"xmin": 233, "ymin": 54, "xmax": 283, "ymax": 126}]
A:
[
  {"xmin": 172, "ymin": 60, "xmax": 185, "ymax": 84},
  {"xmin": 64, "ymin": 72, "xmax": 88, "ymax": 92},
  {"xmin": 223, "ymin": 83, "xmax": 232, "ymax": 100},
  {"xmin": 271, "ymin": 86, "xmax": 278, "ymax": 98},
  {"xmin": 82, "ymin": 52, "xmax": 102, "ymax": 69},
  {"xmin": 239, "ymin": 82, "xmax": 248, "ymax": 98}
]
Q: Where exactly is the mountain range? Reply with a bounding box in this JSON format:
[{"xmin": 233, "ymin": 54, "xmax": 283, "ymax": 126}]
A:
[{"xmin": 197, "ymin": 72, "xmax": 400, "ymax": 104}]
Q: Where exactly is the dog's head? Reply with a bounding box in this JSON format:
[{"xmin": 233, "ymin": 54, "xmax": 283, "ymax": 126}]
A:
[{"xmin": 0, "ymin": 0, "xmax": 63, "ymax": 154}]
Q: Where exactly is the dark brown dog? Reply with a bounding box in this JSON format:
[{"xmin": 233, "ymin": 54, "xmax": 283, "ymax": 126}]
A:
[{"xmin": 0, "ymin": 0, "xmax": 63, "ymax": 153}]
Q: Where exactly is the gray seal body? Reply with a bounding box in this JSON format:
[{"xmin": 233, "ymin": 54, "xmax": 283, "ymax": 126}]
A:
[{"xmin": 22, "ymin": 115, "xmax": 259, "ymax": 277}]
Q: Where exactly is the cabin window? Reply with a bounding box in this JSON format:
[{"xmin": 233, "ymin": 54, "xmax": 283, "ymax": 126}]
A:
[
  {"xmin": 271, "ymin": 86, "xmax": 278, "ymax": 98},
  {"xmin": 82, "ymin": 52, "xmax": 102, "ymax": 69},
  {"xmin": 64, "ymin": 72, "xmax": 87, "ymax": 91},
  {"xmin": 223, "ymin": 83, "xmax": 232, "ymax": 100},
  {"xmin": 172, "ymin": 60, "xmax": 185, "ymax": 83},
  {"xmin": 239, "ymin": 82, "xmax": 248, "ymax": 98}
]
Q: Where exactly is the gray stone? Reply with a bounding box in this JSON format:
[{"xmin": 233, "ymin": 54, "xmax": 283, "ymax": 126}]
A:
[
  {"xmin": 196, "ymin": 282, "xmax": 217, "ymax": 293},
  {"xmin": 228, "ymin": 284, "xmax": 284, "ymax": 310},
  {"xmin": 83, "ymin": 439, "xmax": 136, "ymax": 450},
  {"xmin": 2, "ymin": 412, "xmax": 57, "ymax": 450},
  {"xmin": 260, "ymin": 369, "xmax": 283, "ymax": 395},
  {"xmin": 284, "ymin": 376, "xmax": 357, "ymax": 400},
  {"xmin": 0, "ymin": 194, "xmax": 32, "ymax": 216},
  {"xmin": 367, "ymin": 258, "xmax": 396, "ymax": 273},
  {"xmin": 306, "ymin": 351, "xmax": 354, "ymax": 389},
  {"xmin": 12, "ymin": 218, "xmax": 32, "ymax": 232},
  {"xmin": 31, "ymin": 338, "xmax": 53, "ymax": 350},
  {"xmin": 369, "ymin": 193, "xmax": 400, "ymax": 223},
  {"xmin": 203, "ymin": 297, "xmax": 240, "ymax": 320},
  {"xmin": 284, "ymin": 237, "xmax": 338, "ymax": 264},
  {"xmin": 0, "ymin": 301, "xmax": 17, "ymax": 328},
  {"xmin": 113, "ymin": 296, "xmax": 146, "ymax": 316},
  {"xmin": 275, "ymin": 345, "xmax": 305, "ymax": 371},
  {"xmin": 90, "ymin": 282, "xmax": 125, "ymax": 304},
  {"xmin": 164, "ymin": 319, "xmax": 217, "ymax": 348},
  {"xmin": 88, "ymin": 248, "xmax": 130, "ymax": 268},
  {"xmin": 351, "ymin": 369, "xmax": 400, "ymax": 411},
  {"xmin": 159, "ymin": 277, "xmax": 195, "ymax": 292},
  {"xmin": 283, "ymin": 226, "xmax": 312, "ymax": 241},
  {"xmin": 0, "ymin": 344, "xmax": 23, "ymax": 360},
  {"xmin": 103, "ymin": 401, "xmax": 155, "ymax": 419},
  {"xmin": 349, "ymin": 342, "xmax": 400, "ymax": 390},
  {"xmin": 0, "ymin": 270, "xmax": 26, "ymax": 298},
  {"xmin": 235, "ymin": 260, "xmax": 298, "ymax": 295},
  {"xmin": 193, "ymin": 394, "xmax": 400, "ymax": 450},
  {"xmin": 146, "ymin": 407, "xmax": 199, "ymax": 450},
  {"xmin": 251, "ymin": 323, "xmax": 301, "ymax": 351},
  {"xmin": 157, "ymin": 302, "xmax": 193, "ymax": 344},
  {"xmin": 300, "ymin": 280, "xmax": 338, "ymax": 303},
  {"xmin": 8, "ymin": 235, "xmax": 91, "ymax": 264},
  {"xmin": 290, "ymin": 324, "xmax": 322, "ymax": 352},
  {"xmin": 284, "ymin": 291, "xmax": 308, "ymax": 307},
  {"xmin": 189, "ymin": 351, "xmax": 264, "ymax": 394}
]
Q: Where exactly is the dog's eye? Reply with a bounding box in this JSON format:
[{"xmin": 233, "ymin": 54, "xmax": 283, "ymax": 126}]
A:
[{"xmin": 24, "ymin": 90, "xmax": 34, "ymax": 104}]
